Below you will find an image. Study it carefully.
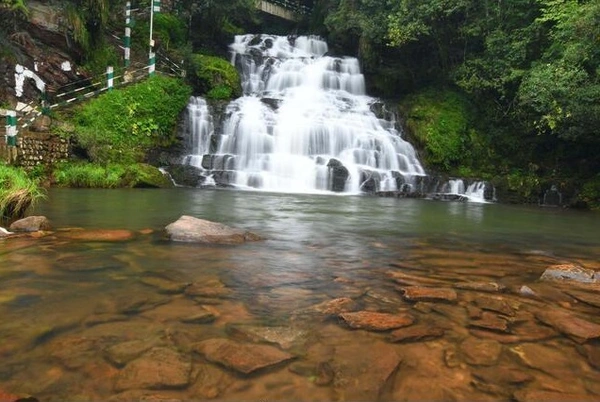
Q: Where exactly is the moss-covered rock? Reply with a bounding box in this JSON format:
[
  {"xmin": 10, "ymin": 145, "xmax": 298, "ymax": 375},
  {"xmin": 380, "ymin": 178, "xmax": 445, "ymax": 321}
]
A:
[
  {"xmin": 123, "ymin": 163, "xmax": 174, "ymax": 188},
  {"xmin": 189, "ymin": 54, "xmax": 241, "ymax": 100}
]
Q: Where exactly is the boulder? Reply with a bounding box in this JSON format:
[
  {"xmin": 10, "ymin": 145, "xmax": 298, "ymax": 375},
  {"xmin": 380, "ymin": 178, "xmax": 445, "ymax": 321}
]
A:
[
  {"xmin": 165, "ymin": 215, "xmax": 263, "ymax": 244},
  {"xmin": 8, "ymin": 215, "xmax": 51, "ymax": 232},
  {"xmin": 540, "ymin": 263, "xmax": 597, "ymax": 283}
]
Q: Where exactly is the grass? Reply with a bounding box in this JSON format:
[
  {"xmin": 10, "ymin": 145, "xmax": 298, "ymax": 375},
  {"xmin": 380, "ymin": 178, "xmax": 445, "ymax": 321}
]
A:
[{"xmin": 0, "ymin": 164, "xmax": 46, "ymax": 222}]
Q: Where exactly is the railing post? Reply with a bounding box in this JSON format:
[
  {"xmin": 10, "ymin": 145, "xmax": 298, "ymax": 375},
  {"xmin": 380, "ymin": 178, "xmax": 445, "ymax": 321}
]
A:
[
  {"xmin": 5, "ymin": 110, "xmax": 18, "ymax": 163},
  {"xmin": 124, "ymin": 1, "xmax": 131, "ymax": 68},
  {"xmin": 107, "ymin": 66, "xmax": 114, "ymax": 90}
]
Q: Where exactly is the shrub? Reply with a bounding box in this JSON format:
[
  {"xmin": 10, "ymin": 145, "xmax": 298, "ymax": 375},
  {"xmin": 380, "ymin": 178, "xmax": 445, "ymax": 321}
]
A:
[
  {"xmin": 71, "ymin": 75, "xmax": 191, "ymax": 164},
  {"xmin": 0, "ymin": 164, "xmax": 45, "ymax": 221},
  {"xmin": 189, "ymin": 54, "xmax": 241, "ymax": 99}
]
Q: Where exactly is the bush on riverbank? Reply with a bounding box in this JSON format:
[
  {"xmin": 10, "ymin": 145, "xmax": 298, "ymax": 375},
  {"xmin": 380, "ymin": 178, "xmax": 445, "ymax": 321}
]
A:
[
  {"xmin": 65, "ymin": 75, "xmax": 191, "ymax": 164},
  {"xmin": 0, "ymin": 164, "xmax": 45, "ymax": 221},
  {"xmin": 52, "ymin": 162, "xmax": 174, "ymax": 188}
]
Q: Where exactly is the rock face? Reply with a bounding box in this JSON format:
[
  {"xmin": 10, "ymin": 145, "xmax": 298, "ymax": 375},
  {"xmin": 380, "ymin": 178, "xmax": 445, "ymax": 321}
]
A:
[
  {"xmin": 194, "ymin": 338, "xmax": 295, "ymax": 374},
  {"xmin": 165, "ymin": 215, "xmax": 263, "ymax": 244},
  {"xmin": 9, "ymin": 215, "xmax": 51, "ymax": 232}
]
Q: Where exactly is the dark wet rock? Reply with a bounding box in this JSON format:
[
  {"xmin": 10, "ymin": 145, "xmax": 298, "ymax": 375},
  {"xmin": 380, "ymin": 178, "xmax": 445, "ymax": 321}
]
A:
[
  {"xmin": 140, "ymin": 276, "xmax": 190, "ymax": 294},
  {"xmin": 508, "ymin": 343, "xmax": 578, "ymax": 378},
  {"xmin": 179, "ymin": 310, "xmax": 217, "ymax": 324},
  {"xmin": 116, "ymin": 294, "xmax": 171, "ymax": 315},
  {"xmin": 534, "ymin": 309, "xmax": 600, "ymax": 343},
  {"xmin": 190, "ymin": 362, "xmax": 236, "ymax": 400},
  {"xmin": 60, "ymin": 229, "xmax": 136, "ymax": 242},
  {"xmin": 332, "ymin": 341, "xmax": 401, "ymax": 401},
  {"xmin": 454, "ymin": 281, "xmax": 506, "ymax": 293},
  {"xmin": 459, "ymin": 338, "xmax": 502, "ymax": 366},
  {"xmin": 8, "ymin": 216, "xmax": 51, "ymax": 232},
  {"xmin": 472, "ymin": 367, "xmax": 533, "ymax": 391},
  {"xmin": 564, "ymin": 289, "xmax": 600, "ymax": 308},
  {"xmin": 185, "ymin": 280, "xmax": 232, "ymax": 300},
  {"xmin": 56, "ymin": 254, "xmax": 125, "ymax": 272},
  {"xmin": 104, "ymin": 339, "xmax": 159, "ymax": 367},
  {"xmin": 540, "ymin": 263, "xmax": 597, "ymax": 284},
  {"xmin": 297, "ymin": 297, "xmax": 358, "ymax": 316},
  {"xmin": 84, "ymin": 313, "xmax": 129, "ymax": 327},
  {"xmin": 194, "ymin": 338, "xmax": 295, "ymax": 374},
  {"xmin": 327, "ymin": 158, "xmax": 349, "ymax": 192},
  {"xmin": 469, "ymin": 311, "xmax": 509, "ymax": 332},
  {"xmin": 470, "ymin": 317, "xmax": 558, "ymax": 344},
  {"xmin": 114, "ymin": 347, "xmax": 192, "ymax": 391},
  {"xmin": 227, "ymin": 324, "xmax": 308, "ymax": 350},
  {"xmin": 513, "ymin": 389, "xmax": 598, "ymax": 401},
  {"xmin": 388, "ymin": 271, "xmax": 449, "ymax": 287},
  {"xmin": 577, "ymin": 343, "xmax": 600, "ymax": 370},
  {"xmin": 389, "ymin": 324, "xmax": 445, "ymax": 343},
  {"xmin": 339, "ymin": 311, "xmax": 415, "ymax": 331},
  {"xmin": 473, "ymin": 295, "xmax": 515, "ymax": 316},
  {"xmin": 400, "ymin": 286, "xmax": 458, "ymax": 303},
  {"xmin": 165, "ymin": 215, "xmax": 263, "ymax": 244}
]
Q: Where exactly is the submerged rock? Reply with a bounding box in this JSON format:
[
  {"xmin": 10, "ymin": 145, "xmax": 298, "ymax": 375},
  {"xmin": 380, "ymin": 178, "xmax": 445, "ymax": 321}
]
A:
[
  {"xmin": 389, "ymin": 324, "xmax": 445, "ymax": 343},
  {"xmin": 400, "ymin": 286, "xmax": 458, "ymax": 303},
  {"xmin": 534, "ymin": 309, "xmax": 600, "ymax": 343},
  {"xmin": 165, "ymin": 215, "xmax": 263, "ymax": 244},
  {"xmin": 339, "ymin": 311, "xmax": 415, "ymax": 331},
  {"xmin": 194, "ymin": 338, "xmax": 295, "ymax": 374}
]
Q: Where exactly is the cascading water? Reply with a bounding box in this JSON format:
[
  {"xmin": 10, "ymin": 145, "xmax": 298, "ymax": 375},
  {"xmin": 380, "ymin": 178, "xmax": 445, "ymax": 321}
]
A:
[{"xmin": 183, "ymin": 34, "xmax": 426, "ymax": 194}]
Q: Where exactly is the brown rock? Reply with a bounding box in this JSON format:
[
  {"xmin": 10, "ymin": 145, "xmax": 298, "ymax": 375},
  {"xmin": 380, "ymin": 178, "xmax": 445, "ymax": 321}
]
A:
[
  {"xmin": 469, "ymin": 311, "xmax": 509, "ymax": 332},
  {"xmin": 454, "ymin": 281, "xmax": 506, "ymax": 292},
  {"xmin": 514, "ymin": 389, "xmax": 597, "ymax": 401},
  {"xmin": 470, "ymin": 318, "xmax": 558, "ymax": 344},
  {"xmin": 114, "ymin": 347, "xmax": 192, "ymax": 391},
  {"xmin": 62, "ymin": 229, "xmax": 135, "ymax": 242},
  {"xmin": 185, "ymin": 281, "xmax": 232, "ymax": 299},
  {"xmin": 535, "ymin": 309, "xmax": 600, "ymax": 343},
  {"xmin": 9, "ymin": 215, "xmax": 51, "ymax": 232},
  {"xmin": 104, "ymin": 339, "xmax": 158, "ymax": 367},
  {"xmin": 194, "ymin": 338, "xmax": 295, "ymax": 374},
  {"xmin": 140, "ymin": 276, "xmax": 190, "ymax": 294},
  {"xmin": 299, "ymin": 297, "xmax": 358, "ymax": 316},
  {"xmin": 472, "ymin": 366, "xmax": 534, "ymax": 385},
  {"xmin": 578, "ymin": 343, "xmax": 600, "ymax": 370},
  {"xmin": 227, "ymin": 325, "xmax": 308, "ymax": 350},
  {"xmin": 473, "ymin": 295, "xmax": 515, "ymax": 316},
  {"xmin": 165, "ymin": 215, "xmax": 262, "ymax": 244},
  {"xmin": 339, "ymin": 311, "xmax": 415, "ymax": 331},
  {"xmin": 389, "ymin": 324, "xmax": 445, "ymax": 343},
  {"xmin": 400, "ymin": 286, "xmax": 458, "ymax": 303},
  {"xmin": 509, "ymin": 343, "xmax": 577, "ymax": 377},
  {"xmin": 333, "ymin": 341, "xmax": 401, "ymax": 401},
  {"xmin": 460, "ymin": 338, "xmax": 502, "ymax": 366},
  {"xmin": 565, "ymin": 289, "xmax": 600, "ymax": 308}
]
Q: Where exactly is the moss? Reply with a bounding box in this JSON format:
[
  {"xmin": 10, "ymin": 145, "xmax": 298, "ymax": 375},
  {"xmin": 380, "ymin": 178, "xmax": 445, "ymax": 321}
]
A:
[
  {"xmin": 578, "ymin": 176, "xmax": 600, "ymax": 210},
  {"xmin": 400, "ymin": 88, "xmax": 486, "ymax": 174},
  {"xmin": 52, "ymin": 162, "xmax": 173, "ymax": 188},
  {"xmin": 189, "ymin": 54, "xmax": 241, "ymax": 99}
]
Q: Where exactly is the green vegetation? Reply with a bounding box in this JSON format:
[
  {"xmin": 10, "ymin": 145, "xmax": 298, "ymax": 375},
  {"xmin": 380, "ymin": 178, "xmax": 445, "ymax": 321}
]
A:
[
  {"xmin": 0, "ymin": 164, "xmax": 45, "ymax": 221},
  {"xmin": 67, "ymin": 75, "xmax": 191, "ymax": 164},
  {"xmin": 400, "ymin": 89, "xmax": 486, "ymax": 173},
  {"xmin": 52, "ymin": 162, "xmax": 173, "ymax": 188},
  {"xmin": 189, "ymin": 54, "xmax": 241, "ymax": 100}
]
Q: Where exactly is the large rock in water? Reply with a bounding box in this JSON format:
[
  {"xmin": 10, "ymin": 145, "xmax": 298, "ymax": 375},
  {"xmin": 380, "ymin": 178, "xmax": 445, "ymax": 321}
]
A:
[
  {"xmin": 9, "ymin": 216, "xmax": 51, "ymax": 232},
  {"xmin": 165, "ymin": 215, "xmax": 263, "ymax": 244}
]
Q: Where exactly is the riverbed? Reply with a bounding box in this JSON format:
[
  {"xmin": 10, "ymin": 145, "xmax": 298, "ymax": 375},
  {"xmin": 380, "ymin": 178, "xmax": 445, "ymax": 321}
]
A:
[{"xmin": 1, "ymin": 188, "xmax": 600, "ymax": 401}]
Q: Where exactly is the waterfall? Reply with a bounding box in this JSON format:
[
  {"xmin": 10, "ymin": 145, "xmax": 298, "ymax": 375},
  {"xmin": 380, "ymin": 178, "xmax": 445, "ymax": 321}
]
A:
[
  {"xmin": 184, "ymin": 34, "xmax": 426, "ymax": 194},
  {"xmin": 435, "ymin": 179, "xmax": 495, "ymax": 203}
]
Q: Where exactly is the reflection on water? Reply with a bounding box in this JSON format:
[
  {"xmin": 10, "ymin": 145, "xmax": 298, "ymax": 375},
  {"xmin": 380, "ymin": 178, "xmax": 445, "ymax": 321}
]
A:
[{"xmin": 1, "ymin": 188, "xmax": 600, "ymax": 401}]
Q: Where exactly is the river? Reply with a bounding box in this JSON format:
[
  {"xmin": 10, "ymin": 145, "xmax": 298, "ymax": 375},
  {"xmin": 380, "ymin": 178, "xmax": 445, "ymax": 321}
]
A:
[{"xmin": 1, "ymin": 187, "xmax": 599, "ymax": 401}]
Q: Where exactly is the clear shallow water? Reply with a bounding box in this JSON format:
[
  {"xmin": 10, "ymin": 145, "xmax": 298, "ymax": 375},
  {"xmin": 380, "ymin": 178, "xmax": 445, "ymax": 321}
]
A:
[{"xmin": 1, "ymin": 188, "xmax": 600, "ymax": 401}]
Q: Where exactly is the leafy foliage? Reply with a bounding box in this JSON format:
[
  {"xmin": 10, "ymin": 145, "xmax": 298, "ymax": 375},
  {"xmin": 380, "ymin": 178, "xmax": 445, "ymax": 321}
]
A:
[
  {"xmin": 71, "ymin": 75, "xmax": 191, "ymax": 164},
  {"xmin": 52, "ymin": 162, "xmax": 173, "ymax": 188}
]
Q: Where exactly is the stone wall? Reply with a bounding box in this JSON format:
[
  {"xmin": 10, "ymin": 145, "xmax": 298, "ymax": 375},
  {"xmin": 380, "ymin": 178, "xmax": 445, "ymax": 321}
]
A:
[{"xmin": 1, "ymin": 130, "xmax": 70, "ymax": 168}]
